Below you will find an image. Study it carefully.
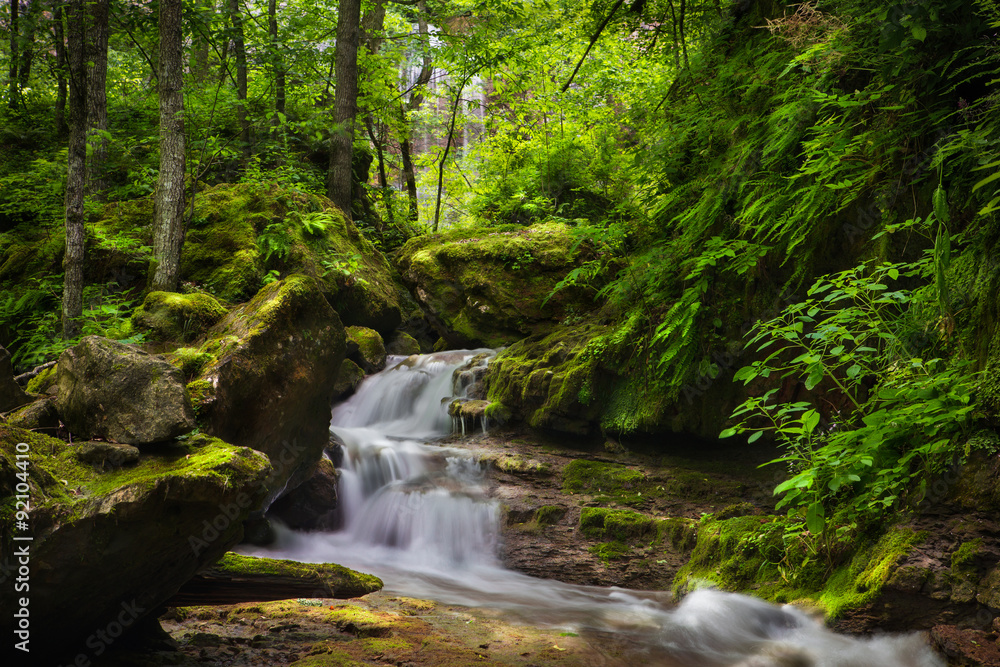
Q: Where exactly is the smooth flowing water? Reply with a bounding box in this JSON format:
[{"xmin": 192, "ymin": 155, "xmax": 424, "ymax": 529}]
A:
[{"xmin": 240, "ymin": 351, "xmax": 944, "ymax": 667}]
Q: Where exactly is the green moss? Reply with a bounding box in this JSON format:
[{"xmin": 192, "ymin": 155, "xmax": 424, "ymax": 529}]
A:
[
  {"xmin": 326, "ymin": 604, "xmax": 396, "ymax": 638},
  {"xmin": 211, "ymin": 552, "xmax": 382, "ymax": 595},
  {"xmin": 818, "ymin": 528, "xmax": 924, "ymax": 617},
  {"xmin": 655, "ymin": 517, "xmax": 699, "ymax": 552},
  {"xmin": 562, "ymin": 459, "xmax": 649, "ymax": 505},
  {"xmin": 589, "ymin": 540, "xmax": 631, "ymax": 563},
  {"xmin": 951, "ymin": 538, "xmax": 983, "ymax": 575},
  {"xmin": 132, "ymin": 291, "xmax": 228, "ymax": 342},
  {"xmin": 290, "ymin": 647, "xmax": 367, "ymax": 667},
  {"xmin": 397, "ymin": 222, "xmax": 598, "ymax": 347},
  {"xmin": 346, "ymin": 326, "xmax": 386, "ymax": 371},
  {"xmin": 534, "ymin": 505, "xmax": 566, "ymax": 526},
  {"xmin": 579, "ymin": 507, "xmax": 655, "ymax": 541},
  {"xmin": 172, "ymin": 347, "xmax": 215, "ymax": 378},
  {"xmin": 674, "ymin": 514, "xmax": 924, "ymax": 619},
  {"xmin": 25, "ymin": 364, "xmax": 57, "ymax": 393}
]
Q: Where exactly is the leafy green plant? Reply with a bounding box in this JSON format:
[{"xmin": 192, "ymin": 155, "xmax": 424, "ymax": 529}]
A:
[
  {"xmin": 721, "ymin": 260, "xmax": 979, "ymax": 552},
  {"xmin": 257, "ymin": 222, "xmax": 294, "ymax": 261}
]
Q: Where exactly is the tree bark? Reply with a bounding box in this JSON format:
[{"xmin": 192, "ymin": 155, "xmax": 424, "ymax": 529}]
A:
[
  {"xmin": 227, "ymin": 0, "xmax": 250, "ymax": 159},
  {"xmin": 17, "ymin": 0, "xmax": 40, "ymax": 87},
  {"xmin": 53, "ymin": 0, "xmax": 68, "ymax": 136},
  {"xmin": 9, "ymin": 0, "xmax": 19, "ymax": 109},
  {"xmin": 151, "ymin": 0, "xmax": 185, "ymax": 292},
  {"xmin": 267, "ymin": 0, "xmax": 284, "ymax": 120},
  {"xmin": 191, "ymin": 0, "xmax": 212, "ymax": 82},
  {"xmin": 398, "ymin": 0, "xmax": 432, "ymax": 221},
  {"xmin": 433, "ymin": 76, "xmax": 470, "ymax": 232},
  {"xmin": 85, "ymin": 0, "xmax": 109, "ymax": 198},
  {"xmin": 326, "ymin": 0, "xmax": 361, "ymax": 219},
  {"xmin": 62, "ymin": 0, "xmax": 87, "ymax": 339}
]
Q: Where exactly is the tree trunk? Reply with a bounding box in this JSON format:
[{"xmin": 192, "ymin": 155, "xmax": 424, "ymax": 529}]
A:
[
  {"xmin": 9, "ymin": 0, "xmax": 19, "ymax": 109},
  {"xmin": 433, "ymin": 76, "xmax": 469, "ymax": 232},
  {"xmin": 227, "ymin": 0, "xmax": 250, "ymax": 160},
  {"xmin": 398, "ymin": 0, "xmax": 432, "ymax": 221},
  {"xmin": 326, "ymin": 0, "xmax": 360, "ymax": 218},
  {"xmin": 400, "ymin": 131, "xmax": 418, "ymax": 220},
  {"xmin": 17, "ymin": 0, "xmax": 40, "ymax": 87},
  {"xmin": 151, "ymin": 0, "xmax": 185, "ymax": 292},
  {"xmin": 85, "ymin": 0, "xmax": 109, "ymax": 198},
  {"xmin": 191, "ymin": 0, "xmax": 212, "ymax": 82},
  {"xmin": 53, "ymin": 0, "xmax": 68, "ymax": 136},
  {"xmin": 267, "ymin": 0, "xmax": 284, "ymax": 120},
  {"xmin": 62, "ymin": 0, "xmax": 87, "ymax": 339}
]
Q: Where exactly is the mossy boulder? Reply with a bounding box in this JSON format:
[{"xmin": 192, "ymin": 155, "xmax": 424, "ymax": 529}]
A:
[
  {"xmin": 181, "ymin": 183, "xmax": 402, "ymax": 332},
  {"xmin": 131, "ymin": 291, "xmax": 228, "ymax": 342},
  {"xmin": 74, "ymin": 441, "xmax": 141, "ymax": 469},
  {"xmin": 0, "ymin": 343, "xmax": 30, "ymax": 411},
  {"xmin": 2, "ymin": 395, "xmax": 60, "ymax": 434},
  {"xmin": 0, "ymin": 425, "xmax": 272, "ymax": 658},
  {"xmin": 385, "ymin": 330, "xmax": 421, "ymax": 356},
  {"xmin": 195, "ymin": 275, "xmax": 347, "ymax": 503},
  {"xmin": 332, "ymin": 358, "xmax": 365, "ymax": 402},
  {"xmin": 396, "ymin": 222, "xmax": 599, "ymax": 347},
  {"xmin": 55, "ymin": 336, "xmax": 197, "ymax": 445},
  {"xmin": 346, "ymin": 326, "xmax": 386, "ymax": 373},
  {"xmin": 485, "ymin": 322, "xmax": 609, "ymax": 435}
]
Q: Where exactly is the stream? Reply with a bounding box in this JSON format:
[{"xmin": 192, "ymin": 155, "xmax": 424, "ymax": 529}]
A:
[{"xmin": 240, "ymin": 350, "xmax": 945, "ymax": 667}]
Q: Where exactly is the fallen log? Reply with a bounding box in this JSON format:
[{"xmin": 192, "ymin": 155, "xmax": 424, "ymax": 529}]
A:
[{"xmin": 165, "ymin": 552, "xmax": 382, "ymax": 606}]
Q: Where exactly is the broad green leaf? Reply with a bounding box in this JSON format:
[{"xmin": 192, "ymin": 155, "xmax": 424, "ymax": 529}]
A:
[{"xmin": 806, "ymin": 502, "xmax": 826, "ymax": 534}]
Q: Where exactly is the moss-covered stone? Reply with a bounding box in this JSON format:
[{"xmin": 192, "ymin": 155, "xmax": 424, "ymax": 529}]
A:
[
  {"xmin": 346, "ymin": 325, "xmax": 386, "ymax": 373},
  {"xmin": 0, "ymin": 424, "xmax": 272, "ymax": 656},
  {"xmin": 672, "ymin": 513, "xmax": 924, "ymax": 620},
  {"xmin": 385, "ymin": 331, "xmax": 421, "ymax": 356},
  {"xmin": 56, "ymin": 336, "xmax": 196, "ymax": 446},
  {"xmin": 396, "ymin": 222, "xmax": 600, "ymax": 348},
  {"xmin": 562, "ymin": 459, "xmax": 649, "ymax": 506},
  {"xmin": 332, "ymin": 358, "xmax": 365, "ymax": 402},
  {"xmin": 2, "ymin": 396, "xmax": 60, "ymax": 433},
  {"xmin": 195, "ymin": 275, "xmax": 347, "ymax": 504},
  {"xmin": 132, "ymin": 291, "xmax": 228, "ymax": 342},
  {"xmin": 485, "ymin": 322, "xmax": 609, "ymax": 435},
  {"xmin": 579, "ymin": 507, "xmax": 655, "ymax": 541},
  {"xmin": 25, "ymin": 363, "xmax": 57, "ymax": 394}
]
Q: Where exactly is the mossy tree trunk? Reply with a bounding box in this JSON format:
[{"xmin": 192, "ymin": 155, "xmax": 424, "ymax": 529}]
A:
[
  {"xmin": 62, "ymin": 0, "xmax": 88, "ymax": 339},
  {"xmin": 151, "ymin": 0, "xmax": 185, "ymax": 292},
  {"xmin": 85, "ymin": 0, "xmax": 109, "ymax": 198},
  {"xmin": 327, "ymin": 0, "xmax": 360, "ymax": 219}
]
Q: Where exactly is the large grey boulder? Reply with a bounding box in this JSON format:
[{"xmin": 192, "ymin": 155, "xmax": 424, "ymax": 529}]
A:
[
  {"xmin": 194, "ymin": 275, "xmax": 347, "ymax": 504},
  {"xmin": 56, "ymin": 336, "xmax": 196, "ymax": 445}
]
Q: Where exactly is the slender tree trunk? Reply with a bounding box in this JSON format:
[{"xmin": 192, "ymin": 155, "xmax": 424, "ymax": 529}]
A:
[
  {"xmin": 9, "ymin": 0, "xmax": 19, "ymax": 109},
  {"xmin": 85, "ymin": 0, "xmax": 109, "ymax": 198},
  {"xmin": 267, "ymin": 0, "xmax": 284, "ymax": 120},
  {"xmin": 398, "ymin": 1, "xmax": 432, "ymax": 221},
  {"xmin": 192, "ymin": 0, "xmax": 212, "ymax": 82},
  {"xmin": 17, "ymin": 0, "xmax": 40, "ymax": 86},
  {"xmin": 326, "ymin": 0, "xmax": 360, "ymax": 218},
  {"xmin": 62, "ymin": 0, "xmax": 87, "ymax": 339},
  {"xmin": 152, "ymin": 0, "xmax": 186, "ymax": 292},
  {"xmin": 53, "ymin": 1, "xmax": 68, "ymax": 136},
  {"xmin": 227, "ymin": 0, "xmax": 250, "ymax": 159},
  {"xmin": 433, "ymin": 76, "xmax": 469, "ymax": 232}
]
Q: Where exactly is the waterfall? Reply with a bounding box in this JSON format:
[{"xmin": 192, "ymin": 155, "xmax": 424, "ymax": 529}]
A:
[{"xmin": 239, "ymin": 350, "xmax": 944, "ymax": 667}]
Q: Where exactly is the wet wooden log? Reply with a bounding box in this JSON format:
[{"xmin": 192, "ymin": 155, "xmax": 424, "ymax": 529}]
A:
[{"xmin": 165, "ymin": 552, "xmax": 382, "ymax": 606}]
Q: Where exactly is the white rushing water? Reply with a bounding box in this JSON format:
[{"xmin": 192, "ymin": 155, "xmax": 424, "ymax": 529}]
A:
[{"xmin": 240, "ymin": 350, "xmax": 944, "ymax": 667}]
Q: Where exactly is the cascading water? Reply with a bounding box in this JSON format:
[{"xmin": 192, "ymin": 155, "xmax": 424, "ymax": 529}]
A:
[{"xmin": 240, "ymin": 351, "xmax": 945, "ymax": 667}]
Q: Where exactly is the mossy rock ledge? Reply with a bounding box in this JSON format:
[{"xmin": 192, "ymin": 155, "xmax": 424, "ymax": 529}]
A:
[
  {"xmin": 0, "ymin": 426, "xmax": 272, "ymax": 657},
  {"xmin": 395, "ymin": 221, "xmax": 599, "ymax": 348},
  {"xmin": 193, "ymin": 275, "xmax": 347, "ymax": 504}
]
